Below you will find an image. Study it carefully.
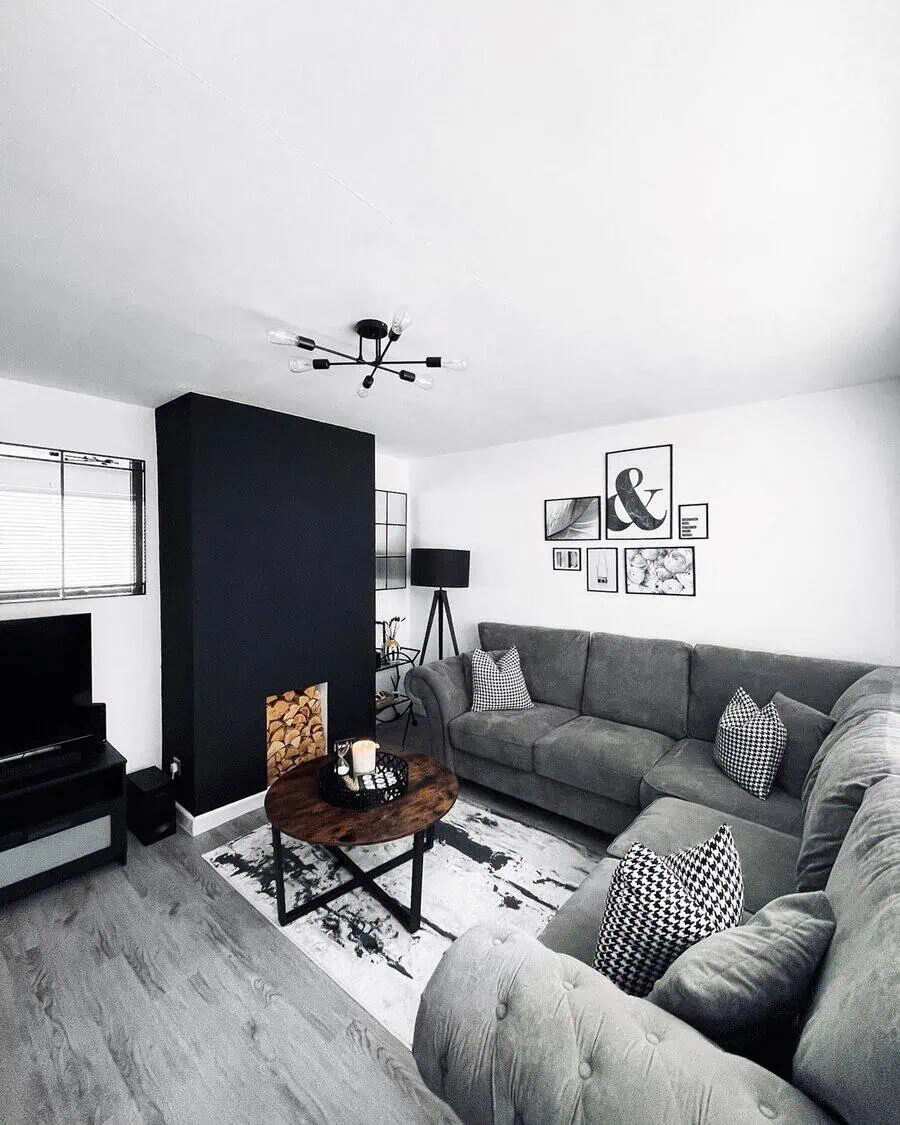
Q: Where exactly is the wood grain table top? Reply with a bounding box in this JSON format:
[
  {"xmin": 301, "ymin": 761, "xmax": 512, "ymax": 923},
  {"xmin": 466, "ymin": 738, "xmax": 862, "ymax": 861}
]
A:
[{"xmin": 264, "ymin": 752, "xmax": 459, "ymax": 846}]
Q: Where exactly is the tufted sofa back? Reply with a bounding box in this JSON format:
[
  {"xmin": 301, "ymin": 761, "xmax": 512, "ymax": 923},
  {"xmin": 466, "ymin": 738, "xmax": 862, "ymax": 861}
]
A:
[{"xmin": 415, "ymin": 921, "xmax": 836, "ymax": 1125}]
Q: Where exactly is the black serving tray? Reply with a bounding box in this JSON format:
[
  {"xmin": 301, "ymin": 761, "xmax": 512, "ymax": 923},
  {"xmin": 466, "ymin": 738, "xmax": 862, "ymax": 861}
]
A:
[{"xmin": 318, "ymin": 750, "xmax": 409, "ymax": 810}]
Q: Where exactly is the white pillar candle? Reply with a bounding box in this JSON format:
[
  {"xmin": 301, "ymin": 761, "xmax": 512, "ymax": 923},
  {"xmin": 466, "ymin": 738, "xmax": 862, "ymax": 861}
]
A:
[{"xmin": 351, "ymin": 739, "xmax": 378, "ymax": 776}]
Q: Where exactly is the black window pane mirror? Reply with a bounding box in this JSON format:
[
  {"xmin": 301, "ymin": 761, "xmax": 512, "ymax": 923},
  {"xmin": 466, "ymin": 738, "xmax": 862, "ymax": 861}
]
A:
[{"xmin": 375, "ymin": 489, "xmax": 407, "ymax": 590}]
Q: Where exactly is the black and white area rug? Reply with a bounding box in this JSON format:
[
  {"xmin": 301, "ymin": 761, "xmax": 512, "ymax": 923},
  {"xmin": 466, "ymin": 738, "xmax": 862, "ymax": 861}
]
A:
[{"xmin": 203, "ymin": 798, "xmax": 594, "ymax": 1046}]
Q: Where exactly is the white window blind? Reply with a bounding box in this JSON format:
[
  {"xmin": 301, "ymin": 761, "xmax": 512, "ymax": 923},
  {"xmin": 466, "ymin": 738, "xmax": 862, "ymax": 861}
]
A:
[{"xmin": 0, "ymin": 442, "xmax": 145, "ymax": 603}]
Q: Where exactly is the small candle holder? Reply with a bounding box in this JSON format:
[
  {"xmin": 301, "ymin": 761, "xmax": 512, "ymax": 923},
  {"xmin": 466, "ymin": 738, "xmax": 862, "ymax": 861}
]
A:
[{"xmin": 351, "ymin": 738, "xmax": 378, "ymax": 777}]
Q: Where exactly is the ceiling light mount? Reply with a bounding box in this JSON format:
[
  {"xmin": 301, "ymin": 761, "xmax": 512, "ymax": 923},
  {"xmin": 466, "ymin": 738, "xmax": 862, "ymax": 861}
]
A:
[
  {"xmin": 268, "ymin": 307, "xmax": 467, "ymax": 398},
  {"xmin": 355, "ymin": 318, "xmax": 389, "ymax": 341}
]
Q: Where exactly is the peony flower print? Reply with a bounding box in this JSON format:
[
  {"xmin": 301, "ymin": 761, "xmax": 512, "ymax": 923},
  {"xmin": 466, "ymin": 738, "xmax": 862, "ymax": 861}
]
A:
[{"xmin": 625, "ymin": 547, "xmax": 695, "ymax": 595}]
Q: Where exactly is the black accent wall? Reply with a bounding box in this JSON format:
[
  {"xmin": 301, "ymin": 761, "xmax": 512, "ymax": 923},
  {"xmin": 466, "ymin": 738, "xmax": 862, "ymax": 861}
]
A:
[{"xmin": 156, "ymin": 393, "xmax": 375, "ymax": 816}]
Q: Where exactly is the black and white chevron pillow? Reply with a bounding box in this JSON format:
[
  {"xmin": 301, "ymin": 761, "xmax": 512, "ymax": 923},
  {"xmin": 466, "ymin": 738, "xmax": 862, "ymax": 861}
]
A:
[
  {"xmin": 470, "ymin": 647, "xmax": 534, "ymax": 712},
  {"xmin": 714, "ymin": 687, "xmax": 787, "ymax": 799},
  {"xmin": 594, "ymin": 825, "xmax": 744, "ymax": 997}
]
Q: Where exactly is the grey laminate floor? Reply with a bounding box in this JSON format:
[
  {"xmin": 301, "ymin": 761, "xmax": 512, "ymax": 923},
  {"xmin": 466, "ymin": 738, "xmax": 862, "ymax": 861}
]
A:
[{"xmin": 0, "ymin": 725, "xmax": 608, "ymax": 1125}]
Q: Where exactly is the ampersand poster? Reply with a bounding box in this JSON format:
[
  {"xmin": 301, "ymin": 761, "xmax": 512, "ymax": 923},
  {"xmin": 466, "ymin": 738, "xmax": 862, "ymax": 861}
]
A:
[{"xmin": 604, "ymin": 444, "xmax": 673, "ymax": 540}]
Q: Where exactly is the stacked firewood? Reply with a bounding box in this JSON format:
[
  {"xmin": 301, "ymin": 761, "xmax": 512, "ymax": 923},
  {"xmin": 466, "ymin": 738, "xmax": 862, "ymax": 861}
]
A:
[{"xmin": 266, "ymin": 686, "xmax": 326, "ymax": 784}]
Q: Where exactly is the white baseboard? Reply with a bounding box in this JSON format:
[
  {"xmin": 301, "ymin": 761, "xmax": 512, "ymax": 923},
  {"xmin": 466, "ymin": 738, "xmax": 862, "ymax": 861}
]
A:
[{"xmin": 176, "ymin": 789, "xmax": 268, "ymax": 837}]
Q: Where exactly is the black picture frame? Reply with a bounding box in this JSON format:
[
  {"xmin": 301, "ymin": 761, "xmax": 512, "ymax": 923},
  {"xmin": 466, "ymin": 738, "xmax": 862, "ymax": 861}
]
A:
[
  {"xmin": 544, "ymin": 496, "xmax": 601, "ymax": 541},
  {"xmin": 624, "ymin": 546, "xmax": 695, "ymax": 596},
  {"xmin": 586, "ymin": 548, "xmax": 618, "ymax": 593},
  {"xmin": 678, "ymin": 503, "xmax": 708, "ymax": 540},
  {"xmin": 604, "ymin": 444, "xmax": 673, "ymax": 541},
  {"xmin": 552, "ymin": 547, "xmax": 582, "ymax": 571}
]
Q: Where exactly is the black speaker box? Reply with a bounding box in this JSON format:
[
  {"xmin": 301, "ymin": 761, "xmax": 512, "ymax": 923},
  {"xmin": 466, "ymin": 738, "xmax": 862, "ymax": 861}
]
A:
[{"xmin": 126, "ymin": 766, "xmax": 176, "ymax": 845}]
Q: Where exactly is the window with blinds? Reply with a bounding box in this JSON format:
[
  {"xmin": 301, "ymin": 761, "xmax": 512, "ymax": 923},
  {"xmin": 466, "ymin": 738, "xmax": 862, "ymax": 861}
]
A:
[{"xmin": 0, "ymin": 442, "xmax": 145, "ymax": 603}]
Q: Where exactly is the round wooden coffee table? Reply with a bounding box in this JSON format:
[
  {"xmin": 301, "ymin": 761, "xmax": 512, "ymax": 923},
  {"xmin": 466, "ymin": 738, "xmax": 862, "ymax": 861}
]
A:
[{"xmin": 264, "ymin": 752, "xmax": 458, "ymax": 933}]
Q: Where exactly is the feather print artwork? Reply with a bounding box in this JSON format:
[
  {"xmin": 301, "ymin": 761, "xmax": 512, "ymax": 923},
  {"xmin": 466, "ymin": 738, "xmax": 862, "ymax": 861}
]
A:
[{"xmin": 545, "ymin": 496, "xmax": 601, "ymax": 540}]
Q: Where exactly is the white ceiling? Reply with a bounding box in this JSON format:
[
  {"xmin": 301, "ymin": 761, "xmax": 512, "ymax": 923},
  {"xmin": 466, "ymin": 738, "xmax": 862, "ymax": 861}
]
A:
[{"xmin": 2, "ymin": 1, "xmax": 899, "ymax": 457}]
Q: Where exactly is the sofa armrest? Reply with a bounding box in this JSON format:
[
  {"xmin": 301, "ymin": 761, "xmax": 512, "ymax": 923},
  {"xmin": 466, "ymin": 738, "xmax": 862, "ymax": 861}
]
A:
[
  {"xmin": 406, "ymin": 656, "xmax": 471, "ymax": 768},
  {"xmin": 414, "ymin": 922, "xmax": 837, "ymax": 1125}
]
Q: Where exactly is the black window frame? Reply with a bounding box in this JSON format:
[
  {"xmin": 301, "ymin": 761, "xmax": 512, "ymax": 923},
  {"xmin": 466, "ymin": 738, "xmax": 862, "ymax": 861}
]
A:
[{"xmin": 0, "ymin": 440, "xmax": 146, "ymax": 605}]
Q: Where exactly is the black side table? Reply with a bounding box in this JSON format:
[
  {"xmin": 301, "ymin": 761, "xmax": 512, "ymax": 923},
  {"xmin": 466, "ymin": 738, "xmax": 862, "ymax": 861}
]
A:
[{"xmin": 375, "ymin": 646, "xmax": 420, "ymax": 746}]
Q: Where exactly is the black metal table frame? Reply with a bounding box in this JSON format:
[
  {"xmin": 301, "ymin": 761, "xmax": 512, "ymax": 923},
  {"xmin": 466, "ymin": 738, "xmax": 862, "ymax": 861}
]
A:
[
  {"xmin": 375, "ymin": 646, "xmax": 420, "ymax": 747},
  {"xmin": 271, "ymin": 823, "xmax": 435, "ymax": 932}
]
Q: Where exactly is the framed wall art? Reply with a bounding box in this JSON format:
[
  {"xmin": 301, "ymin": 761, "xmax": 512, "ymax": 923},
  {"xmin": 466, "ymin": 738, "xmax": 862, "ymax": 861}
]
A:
[
  {"xmin": 624, "ymin": 547, "xmax": 695, "ymax": 596},
  {"xmin": 678, "ymin": 503, "xmax": 708, "ymax": 539},
  {"xmin": 552, "ymin": 547, "xmax": 582, "ymax": 571},
  {"xmin": 544, "ymin": 496, "xmax": 601, "ymax": 541},
  {"xmin": 586, "ymin": 548, "xmax": 618, "ymax": 593},
  {"xmin": 605, "ymin": 444, "xmax": 672, "ymax": 540}
]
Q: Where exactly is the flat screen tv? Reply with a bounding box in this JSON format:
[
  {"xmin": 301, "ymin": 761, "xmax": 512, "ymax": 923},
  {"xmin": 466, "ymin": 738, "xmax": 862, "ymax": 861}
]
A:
[{"xmin": 0, "ymin": 614, "xmax": 96, "ymax": 761}]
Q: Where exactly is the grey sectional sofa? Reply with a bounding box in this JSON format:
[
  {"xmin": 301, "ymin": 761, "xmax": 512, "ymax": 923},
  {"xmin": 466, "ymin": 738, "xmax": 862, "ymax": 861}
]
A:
[
  {"xmin": 409, "ymin": 627, "xmax": 900, "ymax": 1125},
  {"xmin": 407, "ymin": 621, "xmax": 872, "ymax": 836}
]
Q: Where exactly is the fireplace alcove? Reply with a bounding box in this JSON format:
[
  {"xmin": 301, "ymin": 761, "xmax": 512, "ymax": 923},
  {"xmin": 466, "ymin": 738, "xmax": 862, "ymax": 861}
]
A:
[
  {"xmin": 266, "ymin": 683, "xmax": 328, "ymax": 785},
  {"xmin": 156, "ymin": 393, "xmax": 374, "ymax": 817}
]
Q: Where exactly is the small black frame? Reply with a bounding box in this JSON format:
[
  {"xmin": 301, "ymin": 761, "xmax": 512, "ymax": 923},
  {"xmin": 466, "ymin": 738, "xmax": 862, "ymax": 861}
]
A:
[
  {"xmin": 585, "ymin": 547, "xmax": 619, "ymax": 593},
  {"xmin": 604, "ymin": 444, "xmax": 673, "ymax": 541},
  {"xmin": 552, "ymin": 547, "xmax": 582, "ymax": 571},
  {"xmin": 678, "ymin": 503, "xmax": 709, "ymax": 540}
]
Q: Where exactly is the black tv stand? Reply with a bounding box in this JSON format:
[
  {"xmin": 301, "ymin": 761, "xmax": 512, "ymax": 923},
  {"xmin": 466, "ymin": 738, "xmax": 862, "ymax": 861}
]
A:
[{"xmin": 0, "ymin": 742, "xmax": 127, "ymax": 905}]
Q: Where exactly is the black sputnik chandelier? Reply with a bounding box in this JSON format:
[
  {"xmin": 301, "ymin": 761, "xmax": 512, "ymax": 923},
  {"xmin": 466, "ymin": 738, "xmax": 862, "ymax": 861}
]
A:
[{"xmin": 267, "ymin": 307, "xmax": 468, "ymax": 398}]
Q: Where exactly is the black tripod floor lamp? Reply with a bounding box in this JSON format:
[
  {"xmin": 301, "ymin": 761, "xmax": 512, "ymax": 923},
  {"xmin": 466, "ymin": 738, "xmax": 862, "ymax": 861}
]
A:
[{"xmin": 412, "ymin": 548, "xmax": 471, "ymax": 664}]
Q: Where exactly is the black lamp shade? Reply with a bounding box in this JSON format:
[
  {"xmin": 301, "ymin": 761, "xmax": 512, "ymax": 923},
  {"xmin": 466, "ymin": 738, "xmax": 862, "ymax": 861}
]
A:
[{"xmin": 411, "ymin": 548, "xmax": 470, "ymax": 589}]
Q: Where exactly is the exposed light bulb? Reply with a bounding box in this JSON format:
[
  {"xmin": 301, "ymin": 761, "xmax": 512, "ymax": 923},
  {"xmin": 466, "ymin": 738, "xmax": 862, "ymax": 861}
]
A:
[
  {"xmin": 390, "ymin": 306, "xmax": 413, "ymax": 337},
  {"xmin": 267, "ymin": 329, "xmax": 315, "ymax": 349},
  {"xmin": 356, "ymin": 381, "xmax": 371, "ymax": 399},
  {"xmin": 289, "ymin": 358, "xmax": 314, "ymax": 373},
  {"xmin": 268, "ymin": 328, "xmax": 301, "ymax": 347},
  {"xmin": 440, "ymin": 355, "xmax": 468, "ymax": 371},
  {"xmin": 413, "ymin": 372, "xmax": 434, "ymax": 390}
]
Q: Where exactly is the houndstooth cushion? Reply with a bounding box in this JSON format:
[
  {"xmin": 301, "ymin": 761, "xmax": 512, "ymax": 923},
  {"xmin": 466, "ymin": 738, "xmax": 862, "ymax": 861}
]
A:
[
  {"xmin": 470, "ymin": 647, "xmax": 535, "ymax": 712},
  {"xmin": 714, "ymin": 687, "xmax": 787, "ymax": 799},
  {"xmin": 594, "ymin": 825, "xmax": 744, "ymax": 997}
]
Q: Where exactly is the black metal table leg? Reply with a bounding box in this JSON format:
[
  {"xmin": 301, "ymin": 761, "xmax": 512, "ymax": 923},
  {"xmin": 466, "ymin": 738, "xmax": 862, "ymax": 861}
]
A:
[
  {"xmin": 272, "ymin": 826, "xmax": 288, "ymax": 926},
  {"xmin": 409, "ymin": 830, "xmax": 425, "ymax": 931},
  {"xmin": 401, "ymin": 704, "xmax": 414, "ymax": 747}
]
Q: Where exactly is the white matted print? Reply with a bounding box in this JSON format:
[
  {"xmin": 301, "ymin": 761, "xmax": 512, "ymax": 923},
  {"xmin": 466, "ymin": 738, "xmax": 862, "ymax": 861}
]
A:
[
  {"xmin": 678, "ymin": 503, "xmax": 708, "ymax": 539},
  {"xmin": 625, "ymin": 547, "xmax": 695, "ymax": 596},
  {"xmin": 605, "ymin": 445, "xmax": 672, "ymax": 540},
  {"xmin": 552, "ymin": 547, "xmax": 582, "ymax": 571},
  {"xmin": 586, "ymin": 548, "xmax": 618, "ymax": 592}
]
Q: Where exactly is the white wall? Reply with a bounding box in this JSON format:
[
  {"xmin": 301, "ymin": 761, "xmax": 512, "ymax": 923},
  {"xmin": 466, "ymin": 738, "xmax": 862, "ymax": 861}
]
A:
[
  {"xmin": 410, "ymin": 380, "xmax": 900, "ymax": 666},
  {"xmin": 0, "ymin": 376, "xmax": 161, "ymax": 771}
]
